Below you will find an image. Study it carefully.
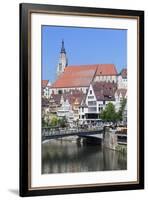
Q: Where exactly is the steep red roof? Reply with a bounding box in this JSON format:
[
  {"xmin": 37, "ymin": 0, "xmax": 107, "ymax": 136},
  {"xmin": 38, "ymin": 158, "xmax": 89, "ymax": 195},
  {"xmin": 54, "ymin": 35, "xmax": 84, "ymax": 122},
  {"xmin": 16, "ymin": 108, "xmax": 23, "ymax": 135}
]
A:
[
  {"xmin": 92, "ymin": 82, "xmax": 117, "ymax": 101},
  {"xmin": 49, "ymin": 90, "xmax": 86, "ymax": 107},
  {"xmin": 62, "ymin": 90, "xmax": 85, "ymax": 105},
  {"xmin": 51, "ymin": 65, "xmax": 97, "ymax": 88},
  {"xmin": 42, "ymin": 80, "xmax": 49, "ymax": 88},
  {"xmin": 96, "ymin": 64, "xmax": 117, "ymax": 76},
  {"xmin": 49, "ymin": 93, "xmax": 62, "ymax": 105},
  {"xmin": 51, "ymin": 64, "xmax": 117, "ymax": 88}
]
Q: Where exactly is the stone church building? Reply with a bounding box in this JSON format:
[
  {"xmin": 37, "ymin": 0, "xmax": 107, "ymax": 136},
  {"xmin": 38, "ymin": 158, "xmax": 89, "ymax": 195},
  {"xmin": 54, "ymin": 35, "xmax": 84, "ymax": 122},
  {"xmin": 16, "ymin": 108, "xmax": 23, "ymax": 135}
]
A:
[{"xmin": 51, "ymin": 40, "xmax": 118, "ymax": 95}]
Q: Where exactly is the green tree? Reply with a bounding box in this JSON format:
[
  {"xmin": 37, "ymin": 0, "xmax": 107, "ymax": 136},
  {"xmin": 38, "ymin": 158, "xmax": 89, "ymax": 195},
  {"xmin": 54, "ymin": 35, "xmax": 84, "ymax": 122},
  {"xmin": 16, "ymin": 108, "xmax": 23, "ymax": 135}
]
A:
[
  {"xmin": 117, "ymin": 98, "xmax": 127, "ymax": 121},
  {"xmin": 50, "ymin": 116, "xmax": 58, "ymax": 127},
  {"xmin": 100, "ymin": 102, "xmax": 118, "ymax": 122},
  {"xmin": 58, "ymin": 116, "xmax": 67, "ymax": 128},
  {"xmin": 42, "ymin": 117, "xmax": 48, "ymax": 127}
]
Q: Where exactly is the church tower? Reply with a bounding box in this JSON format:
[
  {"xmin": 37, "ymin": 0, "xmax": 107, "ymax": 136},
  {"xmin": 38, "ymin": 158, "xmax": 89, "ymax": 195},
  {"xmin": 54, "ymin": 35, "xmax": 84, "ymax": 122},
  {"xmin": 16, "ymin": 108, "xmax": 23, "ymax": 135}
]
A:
[{"xmin": 56, "ymin": 40, "xmax": 68, "ymax": 78}]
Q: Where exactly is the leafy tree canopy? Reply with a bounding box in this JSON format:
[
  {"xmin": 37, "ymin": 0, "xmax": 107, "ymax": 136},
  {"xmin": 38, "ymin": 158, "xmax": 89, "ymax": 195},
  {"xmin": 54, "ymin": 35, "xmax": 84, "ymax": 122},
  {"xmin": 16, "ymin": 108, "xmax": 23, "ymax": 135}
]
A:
[
  {"xmin": 58, "ymin": 116, "xmax": 67, "ymax": 128},
  {"xmin": 100, "ymin": 99, "xmax": 127, "ymax": 122},
  {"xmin": 50, "ymin": 116, "xmax": 58, "ymax": 127},
  {"xmin": 100, "ymin": 102, "xmax": 117, "ymax": 122},
  {"xmin": 117, "ymin": 98, "xmax": 127, "ymax": 121}
]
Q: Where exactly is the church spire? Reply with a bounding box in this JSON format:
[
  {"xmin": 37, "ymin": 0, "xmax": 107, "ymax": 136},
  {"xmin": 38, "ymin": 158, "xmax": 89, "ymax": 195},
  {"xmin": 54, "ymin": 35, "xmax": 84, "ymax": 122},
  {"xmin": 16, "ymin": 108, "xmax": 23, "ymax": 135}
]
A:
[
  {"xmin": 61, "ymin": 40, "xmax": 66, "ymax": 53},
  {"xmin": 56, "ymin": 40, "xmax": 68, "ymax": 78}
]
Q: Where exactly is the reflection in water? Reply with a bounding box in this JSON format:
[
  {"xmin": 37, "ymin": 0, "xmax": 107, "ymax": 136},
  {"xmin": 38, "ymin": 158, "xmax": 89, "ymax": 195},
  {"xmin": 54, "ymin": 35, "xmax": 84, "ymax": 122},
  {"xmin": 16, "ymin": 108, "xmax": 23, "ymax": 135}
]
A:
[{"xmin": 42, "ymin": 137, "xmax": 127, "ymax": 174}]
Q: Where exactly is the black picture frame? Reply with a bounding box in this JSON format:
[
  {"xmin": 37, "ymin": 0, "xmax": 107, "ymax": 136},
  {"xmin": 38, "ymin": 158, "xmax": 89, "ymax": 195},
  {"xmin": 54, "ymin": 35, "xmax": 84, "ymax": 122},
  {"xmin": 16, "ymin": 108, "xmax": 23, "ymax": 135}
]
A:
[{"xmin": 19, "ymin": 3, "xmax": 144, "ymax": 197}]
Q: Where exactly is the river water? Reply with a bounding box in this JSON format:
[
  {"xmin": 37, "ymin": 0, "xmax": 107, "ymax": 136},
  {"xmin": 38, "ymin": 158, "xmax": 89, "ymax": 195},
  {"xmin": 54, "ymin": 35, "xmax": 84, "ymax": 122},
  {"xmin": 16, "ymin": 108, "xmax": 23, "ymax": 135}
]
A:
[{"xmin": 42, "ymin": 137, "xmax": 127, "ymax": 174}]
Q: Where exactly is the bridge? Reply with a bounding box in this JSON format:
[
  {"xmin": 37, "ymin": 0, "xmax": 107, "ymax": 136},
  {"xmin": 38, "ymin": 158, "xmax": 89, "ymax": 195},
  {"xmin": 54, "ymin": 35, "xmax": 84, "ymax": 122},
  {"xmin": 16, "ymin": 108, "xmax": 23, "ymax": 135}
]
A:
[{"xmin": 42, "ymin": 127, "xmax": 104, "ymax": 141}]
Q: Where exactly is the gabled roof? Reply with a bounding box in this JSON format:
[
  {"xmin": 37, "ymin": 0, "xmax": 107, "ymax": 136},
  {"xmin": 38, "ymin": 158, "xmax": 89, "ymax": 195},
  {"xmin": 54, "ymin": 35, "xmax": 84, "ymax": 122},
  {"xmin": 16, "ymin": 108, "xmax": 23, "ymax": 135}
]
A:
[
  {"xmin": 42, "ymin": 97, "xmax": 49, "ymax": 107},
  {"xmin": 51, "ymin": 65, "xmax": 97, "ymax": 88},
  {"xmin": 49, "ymin": 93, "xmax": 62, "ymax": 105},
  {"xmin": 96, "ymin": 64, "xmax": 117, "ymax": 76},
  {"xmin": 62, "ymin": 90, "xmax": 86, "ymax": 105},
  {"xmin": 92, "ymin": 82, "xmax": 117, "ymax": 101},
  {"xmin": 51, "ymin": 64, "xmax": 118, "ymax": 89},
  {"xmin": 49, "ymin": 90, "xmax": 86, "ymax": 106}
]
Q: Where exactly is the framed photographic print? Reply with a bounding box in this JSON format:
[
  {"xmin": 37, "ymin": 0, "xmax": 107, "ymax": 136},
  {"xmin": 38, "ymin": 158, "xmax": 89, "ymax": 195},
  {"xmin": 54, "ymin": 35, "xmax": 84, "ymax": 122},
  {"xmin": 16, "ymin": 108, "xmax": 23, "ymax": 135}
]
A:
[{"xmin": 19, "ymin": 3, "xmax": 144, "ymax": 197}]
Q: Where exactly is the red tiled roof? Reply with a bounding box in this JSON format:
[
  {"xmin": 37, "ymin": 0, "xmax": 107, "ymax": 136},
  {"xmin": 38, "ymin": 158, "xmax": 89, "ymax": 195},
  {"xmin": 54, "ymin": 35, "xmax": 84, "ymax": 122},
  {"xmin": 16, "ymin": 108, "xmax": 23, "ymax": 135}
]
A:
[
  {"xmin": 60, "ymin": 90, "xmax": 84, "ymax": 105},
  {"xmin": 92, "ymin": 82, "xmax": 117, "ymax": 101},
  {"xmin": 50, "ymin": 93, "xmax": 62, "ymax": 105},
  {"xmin": 51, "ymin": 64, "xmax": 117, "ymax": 88},
  {"xmin": 42, "ymin": 97, "xmax": 49, "ymax": 107},
  {"xmin": 49, "ymin": 90, "xmax": 86, "ymax": 106},
  {"xmin": 42, "ymin": 80, "xmax": 49, "ymax": 88},
  {"xmin": 51, "ymin": 65, "xmax": 98, "ymax": 88},
  {"xmin": 96, "ymin": 64, "xmax": 117, "ymax": 76}
]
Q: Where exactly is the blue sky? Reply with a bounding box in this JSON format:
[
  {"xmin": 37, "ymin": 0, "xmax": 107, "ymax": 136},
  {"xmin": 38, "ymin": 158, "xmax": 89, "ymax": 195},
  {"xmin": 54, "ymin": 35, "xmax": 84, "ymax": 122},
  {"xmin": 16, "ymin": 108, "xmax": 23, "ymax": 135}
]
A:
[{"xmin": 42, "ymin": 26, "xmax": 127, "ymax": 83}]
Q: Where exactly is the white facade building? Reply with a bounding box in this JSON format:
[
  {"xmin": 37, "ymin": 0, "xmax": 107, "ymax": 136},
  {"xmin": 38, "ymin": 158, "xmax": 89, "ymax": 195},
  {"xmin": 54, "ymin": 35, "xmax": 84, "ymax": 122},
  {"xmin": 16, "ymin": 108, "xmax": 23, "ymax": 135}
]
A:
[
  {"xmin": 118, "ymin": 75, "xmax": 127, "ymax": 89},
  {"xmin": 57, "ymin": 96, "xmax": 74, "ymax": 122},
  {"xmin": 94, "ymin": 75, "xmax": 117, "ymax": 83},
  {"xmin": 42, "ymin": 80, "xmax": 51, "ymax": 98},
  {"xmin": 114, "ymin": 89, "xmax": 127, "ymax": 112},
  {"xmin": 79, "ymin": 83, "xmax": 116, "ymax": 122},
  {"xmin": 117, "ymin": 68, "xmax": 127, "ymax": 89},
  {"xmin": 43, "ymin": 85, "xmax": 51, "ymax": 98}
]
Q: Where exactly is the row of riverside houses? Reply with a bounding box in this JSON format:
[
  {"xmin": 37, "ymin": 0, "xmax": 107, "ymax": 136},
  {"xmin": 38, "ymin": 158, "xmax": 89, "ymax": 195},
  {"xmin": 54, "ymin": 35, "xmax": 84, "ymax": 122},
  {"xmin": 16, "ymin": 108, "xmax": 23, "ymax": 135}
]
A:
[{"xmin": 42, "ymin": 41, "xmax": 127, "ymax": 125}]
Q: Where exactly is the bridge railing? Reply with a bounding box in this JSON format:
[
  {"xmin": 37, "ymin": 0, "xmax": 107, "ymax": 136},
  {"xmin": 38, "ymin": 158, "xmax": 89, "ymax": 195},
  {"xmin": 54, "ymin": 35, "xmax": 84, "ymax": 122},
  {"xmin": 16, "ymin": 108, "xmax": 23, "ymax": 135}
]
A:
[{"xmin": 42, "ymin": 127, "xmax": 103, "ymax": 137}]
